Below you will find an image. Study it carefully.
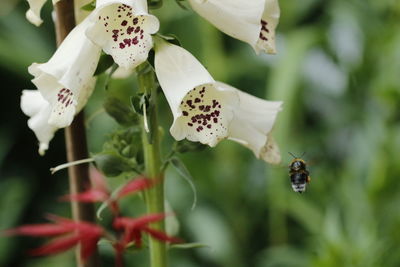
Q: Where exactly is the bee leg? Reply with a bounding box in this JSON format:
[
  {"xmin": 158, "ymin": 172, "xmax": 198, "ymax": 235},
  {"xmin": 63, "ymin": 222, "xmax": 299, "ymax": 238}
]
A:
[{"xmin": 306, "ymin": 176, "xmax": 311, "ymax": 183}]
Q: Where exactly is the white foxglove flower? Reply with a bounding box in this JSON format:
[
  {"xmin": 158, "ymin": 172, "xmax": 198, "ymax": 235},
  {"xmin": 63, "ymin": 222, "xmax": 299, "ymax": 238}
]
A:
[
  {"xmin": 188, "ymin": 0, "xmax": 280, "ymax": 54},
  {"xmin": 21, "ymin": 81, "xmax": 95, "ymax": 155},
  {"xmin": 155, "ymin": 40, "xmax": 239, "ymax": 147},
  {"xmin": 155, "ymin": 41, "xmax": 282, "ymax": 163},
  {"xmin": 28, "ymin": 17, "xmax": 101, "ymax": 128},
  {"xmin": 26, "ymin": 0, "xmax": 60, "ymax": 26},
  {"xmin": 86, "ymin": 0, "xmax": 159, "ymax": 69}
]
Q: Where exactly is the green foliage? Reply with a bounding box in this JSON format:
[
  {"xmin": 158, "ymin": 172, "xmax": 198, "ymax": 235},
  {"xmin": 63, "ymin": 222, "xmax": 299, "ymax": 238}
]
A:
[
  {"xmin": 1, "ymin": 0, "xmax": 400, "ymax": 266},
  {"xmin": 94, "ymin": 127, "xmax": 143, "ymax": 177},
  {"xmin": 103, "ymin": 96, "xmax": 139, "ymax": 126},
  {"xmin": 81, "ymin": 1, "xmax": 96, "ymax": 11}
]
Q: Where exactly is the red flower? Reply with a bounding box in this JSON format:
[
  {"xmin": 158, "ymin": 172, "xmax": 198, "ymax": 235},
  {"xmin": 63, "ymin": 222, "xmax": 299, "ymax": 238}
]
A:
[
  {"xmin": 113, "ymin": 213, "xmax": 181, "ymax": 249},
  {"xmin": 117, "ymin": 176, "xmax": 154, "ymax": 198},
  {"xmin": 61, "ymin": 173, "xmax": 154, "ymax": 203},
  {"xmin": 6, "ymin": 215, "xmax": 103, "ymax": 261},
  {"xmin": 60, "ymin": 168, "xmax": 110, "ymax": 202}
]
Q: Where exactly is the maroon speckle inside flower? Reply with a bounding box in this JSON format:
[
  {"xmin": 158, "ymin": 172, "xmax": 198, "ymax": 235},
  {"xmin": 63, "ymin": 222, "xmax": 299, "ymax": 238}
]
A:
[
  {"xmin": 259, "ymin": 19, "xmax": 270, "ymax": 41},
  {"xmin": 178, "ymin": 84, "xmax": 228, "ymax": 141}
]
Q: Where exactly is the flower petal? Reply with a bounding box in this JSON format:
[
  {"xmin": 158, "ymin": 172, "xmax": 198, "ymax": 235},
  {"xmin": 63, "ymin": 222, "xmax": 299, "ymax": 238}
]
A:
[
  {"xmin": 154, "ymin": 41, "xmax": 239, "ymax": 146},
  {"xmin": 20, "ymin": 90, "xmax": 58, "ymax": 155},
  {"xmin": 141, "ymin": 226, "xmax": 182, "ymax": 243},
  {"xmin": 90, "ymin": 167, "xmax": 110, "ymax": 193},
  {"xmin": 28, "ymin": 234, "xmax": 80, "ymax": 256},
  {"xmin": 188, "ymin": 0, "xmax": 279, "ymax": 54},
  {"xmin": 60, "ymin": 189, "xmax": 109, "ymax": 202},
  {"xmin": 86, "ymin": 0, "xmax": 160, "ymax": 69},
  {"xmin": 26, "ymin": 0, "xmax": 47, "ymax": 26},
  {"xmin": 255, "ymin": 0, "xmax": 280, "ymax": 54},
  {"xmin": 113, "ymin": 213, "xmax": 169, "ymax": 230},
  {"xmin": 5, "ymin": 224, "xmax": 72, "ymax": 236},
  {"xmin": 28, "ymin": 16, "xmax": 101, "ymax": 128},
  {"xmin": 215, "ymin": 82, "xmax": 282, "ymax": 163},
  {"xmin": 80, "ymin": 236, "xmax": 101, "ymax": 261},
  {"xmin": 188, "ymin": 0, "xmax": 264, "ymax": 51},
  {"xmin": 260, "ymin": 133, "xmax": 281, "ymax": 164},
  {"xmin": 117, "ymin": 176, "xmax": 153, "ymax": 198}
]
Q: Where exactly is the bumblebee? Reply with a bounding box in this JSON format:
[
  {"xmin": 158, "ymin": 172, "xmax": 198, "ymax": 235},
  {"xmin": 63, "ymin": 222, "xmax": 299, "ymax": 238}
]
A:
[{"xmin": 288, "ymin": 153, "xmax": 311, "ymax": 193}]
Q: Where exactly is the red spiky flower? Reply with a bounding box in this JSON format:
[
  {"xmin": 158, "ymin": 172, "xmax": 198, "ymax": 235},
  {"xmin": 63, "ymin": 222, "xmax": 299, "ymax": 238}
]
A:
[
  {"xmin": 5, "ymin": 215, "xmax": 103, "ymax": 261},
  {"xmin": 113, "ymin": 213, "xmax": 181, "ymax": 248}
]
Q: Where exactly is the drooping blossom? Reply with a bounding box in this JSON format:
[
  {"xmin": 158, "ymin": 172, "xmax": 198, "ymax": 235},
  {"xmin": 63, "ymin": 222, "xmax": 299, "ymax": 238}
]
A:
[
  {"xmin": 86, "ymin": 0, "xmax": 160, "ymax": 69},
  {"xmin": 28, "ymin": 16, "xmax": 101, "ymax": 129},
  {"xmin": 5, "ymin": 215, "xmax": 103, "ymax": 261},
  {"xmin": 188, "ymin": 0, "xmax": 280, "ymax": 54},
  {"xmin": 154, "ymin": 40, "xmax": 282, "ymax": 163}
]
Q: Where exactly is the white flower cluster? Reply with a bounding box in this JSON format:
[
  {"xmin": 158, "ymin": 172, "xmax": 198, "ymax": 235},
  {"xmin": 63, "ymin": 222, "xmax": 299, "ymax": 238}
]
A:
[{"xmin": 22, "ymin": 0, "xmax": 282, "ymax": 163}]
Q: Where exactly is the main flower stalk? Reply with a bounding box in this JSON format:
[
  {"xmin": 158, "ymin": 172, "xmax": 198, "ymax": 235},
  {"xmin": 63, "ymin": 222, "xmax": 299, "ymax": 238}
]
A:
[{"xmin": 137, "ymin": 63, "xmax": 167, "ymax": 267}]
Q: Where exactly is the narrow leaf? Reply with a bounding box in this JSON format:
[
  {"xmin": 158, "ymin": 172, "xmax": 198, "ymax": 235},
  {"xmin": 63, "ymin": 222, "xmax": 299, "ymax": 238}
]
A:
[
  {"xmin": 94, "ymin": 54, "xmax": 114, "ymax": 76},
  {"xmin": 81, "ymin": 1, "xmax": 96, "ymax": 11},
  {"xmin": 169, "ymin": 157, "xmax": 197, "ymax": 210},
  {"xmin": 170, "ymin": 242, "xmax": 210, "ymax": 250}
]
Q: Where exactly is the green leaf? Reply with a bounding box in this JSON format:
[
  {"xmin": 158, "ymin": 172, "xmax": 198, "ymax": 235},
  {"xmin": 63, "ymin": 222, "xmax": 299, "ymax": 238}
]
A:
[
  {"xmin": 81, "ymin": 1, "xmax": 96, "ymax": 11},
  {"xmin": 148, "ymin": 0, "xmax": 163, "ymax": 9},
  {"xmin": 169, "ymin": 157, "xmax": 197, "ymax": 210},
  {"xmin": 175, "ymin": 0, "xmax": 190, "ymax": 10},
  {"xmin": 103, "ymin": 96, "xmax": 139, "ymax": 126},
  {"xmin": 170, "ymin": 242, "xmax": 210, "ymax": 250},
  {"xmin": 174, "ymin": 140, "xmax": 208, "ymax": 154},
  {"xmin": 94, "ymin": 54, "xmax": 114, "ymax": 76},
  {"xmin": 94, "ymin": 152, "xmax": 135, "ymax": 177},
  {"xmin": 157, "ymin": 34, "xmax": 182, "ymax": 47},
  {"xmin": 130, "ymin": 93, "xmax": 148, "ymax": 115}
]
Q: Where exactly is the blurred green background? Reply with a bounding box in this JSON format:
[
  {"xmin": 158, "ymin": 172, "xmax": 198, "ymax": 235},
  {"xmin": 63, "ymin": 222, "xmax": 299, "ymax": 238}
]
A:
[{"xmin": 1, "ymin": 0, "xmax": 400, "ymax": 266}]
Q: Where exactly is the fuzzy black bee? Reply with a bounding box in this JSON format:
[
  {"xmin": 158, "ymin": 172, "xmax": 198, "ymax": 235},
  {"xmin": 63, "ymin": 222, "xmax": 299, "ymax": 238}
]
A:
[{"xmin": 288, "ymin": 152, "xmax": 311, "ymax": 193}]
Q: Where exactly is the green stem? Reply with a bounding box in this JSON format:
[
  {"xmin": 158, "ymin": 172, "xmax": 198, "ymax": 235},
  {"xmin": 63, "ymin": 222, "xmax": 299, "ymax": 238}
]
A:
[{"xmin": 137, "ymin": 63, "xmax": 167, "ymax": 267}]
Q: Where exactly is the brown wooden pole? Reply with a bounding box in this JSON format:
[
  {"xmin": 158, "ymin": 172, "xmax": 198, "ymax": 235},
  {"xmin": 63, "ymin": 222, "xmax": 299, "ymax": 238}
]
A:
[{"xmin": 54, "ymin": 1, "xmax": 99, "ymax": 266}]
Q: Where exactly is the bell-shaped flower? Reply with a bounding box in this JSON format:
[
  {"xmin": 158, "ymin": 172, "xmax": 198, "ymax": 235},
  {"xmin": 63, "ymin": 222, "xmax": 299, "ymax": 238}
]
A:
[
  {"xmin": 188, "ymin": 0, "xmax": 280, "ymax": 54},
  {"xmin": 28, "ymin": 16, "xmax": 101, "ymax": 129},
  {"xmin": 85, "ymin": 0, "xmax": 159, "ymax": 69},
  {"xmin": 26, "ymin": 0, "xmax": 60, "ymax": 26},
  {"xmin": 154, "ymin": 40, "xmax": 239, "ymax": 147},
  {"xmin": 21, "ymin": 83, "xmax": 95, "ymax": 155},
  {"xmin": 154, "ymin": 41, "xmax": 282, "ymax": 163}
]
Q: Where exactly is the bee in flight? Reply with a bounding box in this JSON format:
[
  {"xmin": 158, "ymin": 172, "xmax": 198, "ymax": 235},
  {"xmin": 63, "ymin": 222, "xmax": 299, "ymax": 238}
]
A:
[{"xmin": 288, "ymin": 152, "xmax": 311, "ymax": 193}]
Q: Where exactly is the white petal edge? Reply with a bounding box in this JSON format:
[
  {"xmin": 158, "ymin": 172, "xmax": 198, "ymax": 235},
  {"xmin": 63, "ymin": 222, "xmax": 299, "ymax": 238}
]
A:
[
  {"xmin": 188, "ymin": 0, "xmax": 264, "ymax": 52},
  {"xmin": 28, "ymin": 16, "xmax": 101, "ymax": 128},
  {"xmin": 154, "ymin": 41, "xmax": 239, "ymax": 146},
  {"xmin": 21, "ymin": 90, "xmax": 57, "ymax": 155},
  {"xmin": 86, "ymin": 0, "xmax": 160, "ymax": 69},
  {"xmin": 26, "ymin": 0, "xmax": 47, "ymax": 26},
  {"xmin": 254, "ymin": 0, "xmax": 280, "ymax": 54},
  {"xmin": 215, "ymin": 82, "xmax": 282, "ymax": 164}
]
